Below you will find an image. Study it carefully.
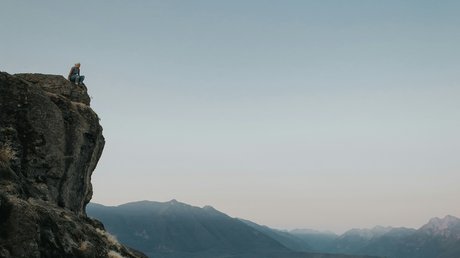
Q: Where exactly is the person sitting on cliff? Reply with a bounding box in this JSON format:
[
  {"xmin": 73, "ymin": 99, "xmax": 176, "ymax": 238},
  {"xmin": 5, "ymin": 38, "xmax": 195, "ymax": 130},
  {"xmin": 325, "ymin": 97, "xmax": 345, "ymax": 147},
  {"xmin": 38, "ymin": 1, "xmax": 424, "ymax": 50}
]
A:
[{"xmin": 68, "ymin": 63, "xmax": 85, "ymax": 85}]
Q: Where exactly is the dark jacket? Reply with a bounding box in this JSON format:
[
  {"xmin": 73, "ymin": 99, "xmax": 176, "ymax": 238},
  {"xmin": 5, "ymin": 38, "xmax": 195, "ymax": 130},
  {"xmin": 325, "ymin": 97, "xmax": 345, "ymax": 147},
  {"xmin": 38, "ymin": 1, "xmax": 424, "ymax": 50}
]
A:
[{"xmin": 68, "ymin": 66, "xmax": 80, "ymax": 80}]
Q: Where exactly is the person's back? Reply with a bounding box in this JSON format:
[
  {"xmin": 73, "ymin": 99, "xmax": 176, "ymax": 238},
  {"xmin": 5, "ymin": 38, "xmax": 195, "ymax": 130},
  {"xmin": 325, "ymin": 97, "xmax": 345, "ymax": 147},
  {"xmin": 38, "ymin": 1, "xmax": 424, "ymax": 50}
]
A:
[{"xmin": 68, "ymin": 63, "xmax": 85, "ymax": 85}]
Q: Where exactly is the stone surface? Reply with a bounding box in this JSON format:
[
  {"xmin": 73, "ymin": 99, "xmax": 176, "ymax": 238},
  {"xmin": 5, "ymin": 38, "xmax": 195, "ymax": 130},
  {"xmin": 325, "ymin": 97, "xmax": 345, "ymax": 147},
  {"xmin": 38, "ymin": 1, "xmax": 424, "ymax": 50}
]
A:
[
  {"xmin": 0, "ymin": 72, "xmax": 101, "ymax": 214},
  {"xmin": 15, "ymin": 73, "xmax": 91, "ymax": 105},
  {"xmin": 0, "ymin": 72, "xmax": 146, "ymax": 258}
]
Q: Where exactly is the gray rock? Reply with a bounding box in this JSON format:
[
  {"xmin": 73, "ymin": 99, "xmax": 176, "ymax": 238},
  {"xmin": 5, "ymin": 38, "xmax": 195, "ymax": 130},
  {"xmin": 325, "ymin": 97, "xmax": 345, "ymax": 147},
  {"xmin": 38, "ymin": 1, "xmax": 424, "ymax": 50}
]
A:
[{"xmin": 0, "ymin": 72, "xmax": 146, "ymax": 258}]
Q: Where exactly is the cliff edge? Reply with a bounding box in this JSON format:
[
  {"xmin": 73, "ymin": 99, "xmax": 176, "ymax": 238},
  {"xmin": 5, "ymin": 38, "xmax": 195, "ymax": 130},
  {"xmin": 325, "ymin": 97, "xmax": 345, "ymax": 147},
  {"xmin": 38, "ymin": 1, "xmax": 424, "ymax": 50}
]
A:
[{"xmin": 0, "ymin": 72, "xmax": 145, "ymax": 257}]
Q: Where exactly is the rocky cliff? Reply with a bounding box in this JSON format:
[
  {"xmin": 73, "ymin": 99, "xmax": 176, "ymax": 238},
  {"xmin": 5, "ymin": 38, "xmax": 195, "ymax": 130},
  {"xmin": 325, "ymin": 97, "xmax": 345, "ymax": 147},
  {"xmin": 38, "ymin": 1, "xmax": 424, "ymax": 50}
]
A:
[{"xmin": 0, "ymin": 72, "xmax": 145, "ymax": 258}]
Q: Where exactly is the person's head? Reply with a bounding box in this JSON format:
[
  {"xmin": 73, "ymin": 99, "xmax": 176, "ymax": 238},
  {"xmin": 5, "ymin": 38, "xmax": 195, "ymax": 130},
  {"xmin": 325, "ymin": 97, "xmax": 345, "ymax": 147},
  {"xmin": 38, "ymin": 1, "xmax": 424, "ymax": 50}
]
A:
[{"xmin": 75, "ymin": 63, "xmax": 81, "ymax": 68}]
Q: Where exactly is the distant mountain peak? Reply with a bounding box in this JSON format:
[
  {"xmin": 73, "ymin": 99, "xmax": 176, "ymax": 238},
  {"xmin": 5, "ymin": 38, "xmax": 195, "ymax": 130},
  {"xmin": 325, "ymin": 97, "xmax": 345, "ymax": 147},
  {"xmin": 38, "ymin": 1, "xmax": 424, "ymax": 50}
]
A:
[
  {"xmin": 203, "ymin": 205, "xmax": 216, "ymax": 211},
  {"xmin": 422, "ymin": 215, "xmax": 460, "ymax": 231},
  {"xmin": 421, "ymin": 215, "xmax": 460, "ymax": 235},
  {"xmin": 290, "ymin": 228, "xmax": 337, "ymax": 236},
  {"xmin": 339, "ymin": 225, "xmax": 397, "ymax": 241}
]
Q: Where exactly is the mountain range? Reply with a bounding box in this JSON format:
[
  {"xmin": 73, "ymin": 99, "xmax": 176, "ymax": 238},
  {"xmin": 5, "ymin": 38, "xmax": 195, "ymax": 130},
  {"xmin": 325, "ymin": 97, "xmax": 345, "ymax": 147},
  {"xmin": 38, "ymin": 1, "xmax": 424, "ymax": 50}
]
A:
[
  {"xmin": 87, "ymin": 200, "xmax": 376, "ymax": 258},
  {"xmin": 86, "ymin": 200, "xmax": 460, "ymax": 258},
  {"xmin": 287, "ymin": 216, "xmax": 460, "ymax": 258}
]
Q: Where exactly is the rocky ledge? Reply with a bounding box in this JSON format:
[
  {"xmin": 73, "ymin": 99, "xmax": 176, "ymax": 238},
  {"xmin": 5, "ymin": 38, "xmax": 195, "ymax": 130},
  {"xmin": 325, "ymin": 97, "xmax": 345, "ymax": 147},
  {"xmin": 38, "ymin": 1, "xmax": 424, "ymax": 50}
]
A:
[{"xmin": 0, "ymin": 72, "xmax": 145, "ymax": 257}]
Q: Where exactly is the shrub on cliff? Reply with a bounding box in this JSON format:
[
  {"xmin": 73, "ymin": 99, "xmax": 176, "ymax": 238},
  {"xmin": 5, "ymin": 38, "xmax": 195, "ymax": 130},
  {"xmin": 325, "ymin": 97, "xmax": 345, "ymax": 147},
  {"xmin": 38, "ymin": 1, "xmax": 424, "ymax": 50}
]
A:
[{"xmin": 0, "ymin": 142, "xmax": 16, "ymax": 168}]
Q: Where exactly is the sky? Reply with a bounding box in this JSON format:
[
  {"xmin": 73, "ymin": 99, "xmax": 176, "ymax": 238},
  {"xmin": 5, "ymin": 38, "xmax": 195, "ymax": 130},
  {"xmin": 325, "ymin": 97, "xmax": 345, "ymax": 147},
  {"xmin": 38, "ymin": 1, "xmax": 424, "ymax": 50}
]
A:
[{"xmin": 1, "ymin": 0, "xmax": 459, "ymax": 234}]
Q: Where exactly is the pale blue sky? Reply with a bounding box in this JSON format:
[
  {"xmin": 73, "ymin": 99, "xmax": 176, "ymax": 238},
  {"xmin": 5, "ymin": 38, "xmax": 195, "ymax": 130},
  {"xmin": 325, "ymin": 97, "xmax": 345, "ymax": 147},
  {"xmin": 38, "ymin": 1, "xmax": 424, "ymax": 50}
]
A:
[{"xmin": 2, "ymin": 0, "xmax": 460, "ymax": 233}]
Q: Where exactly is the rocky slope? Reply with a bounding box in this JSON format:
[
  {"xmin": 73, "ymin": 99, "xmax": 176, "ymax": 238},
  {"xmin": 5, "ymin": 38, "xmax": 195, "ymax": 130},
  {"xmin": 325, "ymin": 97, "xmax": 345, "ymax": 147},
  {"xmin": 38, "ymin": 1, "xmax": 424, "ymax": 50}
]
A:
[{"xmin": 0, "ymin": 72, "xmax": 145, "ymax": 258}]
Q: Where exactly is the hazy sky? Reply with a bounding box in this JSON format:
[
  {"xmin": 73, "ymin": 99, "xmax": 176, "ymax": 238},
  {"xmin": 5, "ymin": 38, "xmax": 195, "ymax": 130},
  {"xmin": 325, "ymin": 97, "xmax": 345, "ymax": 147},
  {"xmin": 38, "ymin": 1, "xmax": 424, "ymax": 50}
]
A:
[{"xmin": 2, "ymin": 0, "xmax": 459, "ymax": 233}]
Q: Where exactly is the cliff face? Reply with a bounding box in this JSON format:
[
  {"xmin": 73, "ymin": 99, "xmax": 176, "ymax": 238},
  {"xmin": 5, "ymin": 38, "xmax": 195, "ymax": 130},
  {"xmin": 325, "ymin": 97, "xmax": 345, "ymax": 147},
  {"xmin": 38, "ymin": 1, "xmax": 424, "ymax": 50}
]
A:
[{"xmin": 0, "ymin": 72, "xmax": 145, "ymax": 258}]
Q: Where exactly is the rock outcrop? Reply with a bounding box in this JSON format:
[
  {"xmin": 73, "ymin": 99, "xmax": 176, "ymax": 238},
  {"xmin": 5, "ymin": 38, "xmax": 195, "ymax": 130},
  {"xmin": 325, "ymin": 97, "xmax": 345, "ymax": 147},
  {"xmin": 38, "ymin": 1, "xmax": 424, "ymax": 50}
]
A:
[{"xmin": 0, "ymin": 72, "xmax": 145, "ymax": 257}]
